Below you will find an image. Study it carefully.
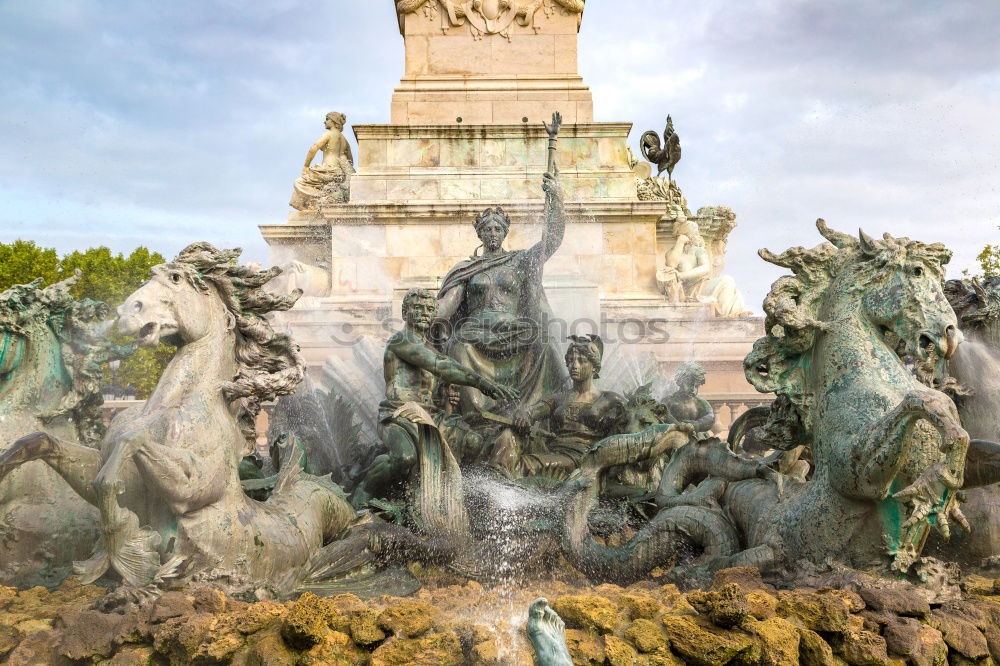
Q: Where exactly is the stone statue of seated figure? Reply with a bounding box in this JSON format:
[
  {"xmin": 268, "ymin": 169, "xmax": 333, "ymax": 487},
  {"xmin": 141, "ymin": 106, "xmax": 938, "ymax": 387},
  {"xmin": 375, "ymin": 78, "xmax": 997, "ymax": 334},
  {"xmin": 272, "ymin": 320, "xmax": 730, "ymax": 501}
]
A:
[
  {"xmin": 657, "ymin": 217, "xmax": 749, "ymax": 318},
  {"xmin": 290, "ymin": 111, "xmax": 355, "ymax": 210},
  {"xmin": 350, "ymin": 289, "xmax": 517, "ymax": 509},
  {"xmin": 505, "ymin": 335, "xmax": 627, "ymax": 481}
]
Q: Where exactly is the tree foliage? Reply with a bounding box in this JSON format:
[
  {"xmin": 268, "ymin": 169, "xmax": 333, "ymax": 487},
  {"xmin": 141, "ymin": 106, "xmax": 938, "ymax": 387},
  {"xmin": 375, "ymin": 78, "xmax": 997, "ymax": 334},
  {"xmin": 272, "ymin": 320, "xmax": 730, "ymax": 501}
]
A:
[
  {"xmin": 0, "ymin": 240, "xmax": 172, "ymax": 399},
  {"xmin": 978, "ymin": 243, "xmax": 1000, "ymax": 277}
]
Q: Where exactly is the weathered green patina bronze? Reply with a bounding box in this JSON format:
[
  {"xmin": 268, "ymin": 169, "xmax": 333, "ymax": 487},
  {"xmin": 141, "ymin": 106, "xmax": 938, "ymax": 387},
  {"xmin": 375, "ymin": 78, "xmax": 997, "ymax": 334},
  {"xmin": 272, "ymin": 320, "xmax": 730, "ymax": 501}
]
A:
[
  {"xmin": 0, "ymin": 246, "xmax": 355, "ymax": 589},
  {"xmin": 0, "ymin": 273, "xmax": 129, "ymax": 587},
  {"xmin": 558, "ymin": 220, "xmax": 971, "ymax": 582}
]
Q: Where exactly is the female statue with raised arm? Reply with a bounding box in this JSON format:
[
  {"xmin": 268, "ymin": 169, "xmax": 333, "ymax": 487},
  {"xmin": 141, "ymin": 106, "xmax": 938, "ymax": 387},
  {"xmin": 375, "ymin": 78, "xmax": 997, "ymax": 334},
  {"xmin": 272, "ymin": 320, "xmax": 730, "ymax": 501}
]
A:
[{"xmin": 436, "ymin": 114, "xmax": 568, "ymax": 457}]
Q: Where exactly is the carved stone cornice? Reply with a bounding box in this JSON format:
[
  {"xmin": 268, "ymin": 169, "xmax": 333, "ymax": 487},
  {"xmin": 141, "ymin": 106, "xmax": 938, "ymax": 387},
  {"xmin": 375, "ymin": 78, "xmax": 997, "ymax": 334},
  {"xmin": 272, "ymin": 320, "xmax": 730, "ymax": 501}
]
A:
[{"xmin": 394, "ymin": 0, "xmax": 584, "ymax": 38}]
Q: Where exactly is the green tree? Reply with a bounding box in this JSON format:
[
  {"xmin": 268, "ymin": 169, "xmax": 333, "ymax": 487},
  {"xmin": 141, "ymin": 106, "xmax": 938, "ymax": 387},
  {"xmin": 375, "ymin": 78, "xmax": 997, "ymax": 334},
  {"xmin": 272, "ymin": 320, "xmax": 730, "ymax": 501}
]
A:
[
  {"xmin": 978, "ymin": 243, "xmax": 1000, "ymax": 277},
  {"xmin": 0, "ymin": 240, "xmax": 60, "ymax": 289},
  {"xmin": 0, "ymin": 240, "xmax": 172, "ymax": 399}
]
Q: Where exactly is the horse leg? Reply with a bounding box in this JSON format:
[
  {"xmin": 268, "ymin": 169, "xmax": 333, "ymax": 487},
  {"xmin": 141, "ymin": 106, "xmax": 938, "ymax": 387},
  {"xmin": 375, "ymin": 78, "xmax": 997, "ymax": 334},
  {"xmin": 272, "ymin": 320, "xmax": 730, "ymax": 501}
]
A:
[
  {"xmin": 853, "ymin": 390, "xmax": 970, "ymax": 536},
  {"xmin": 0, "ymin": 431, "xmax": 101, "ymax": 505}
]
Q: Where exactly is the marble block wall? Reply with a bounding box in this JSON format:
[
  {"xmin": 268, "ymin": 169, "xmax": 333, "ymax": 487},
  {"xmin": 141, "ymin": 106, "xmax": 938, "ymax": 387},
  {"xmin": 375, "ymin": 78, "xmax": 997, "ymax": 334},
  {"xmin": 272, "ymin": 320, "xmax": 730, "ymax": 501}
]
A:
[{"xmin": 392, "ymin": 0, "xmax": 591, "ymax": 125}]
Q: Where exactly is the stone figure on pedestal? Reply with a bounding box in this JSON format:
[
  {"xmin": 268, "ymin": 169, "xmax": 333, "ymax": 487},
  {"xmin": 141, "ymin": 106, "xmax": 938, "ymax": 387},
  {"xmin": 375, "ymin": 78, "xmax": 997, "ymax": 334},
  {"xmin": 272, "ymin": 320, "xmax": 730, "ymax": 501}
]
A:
[
  {"xmin": 290, "ymin": 111, "xmax": 355, "ymax": 210},
  {"xmin": 435, "ymin": 115, "xmax": 569, "ymax": 447},
  {"xmin": 657, "ymin": 216, "xmax": 749, "ymax": 318},
  {"xmin": 350, "ymin": 289, "xmax": 517, "ymax": 508}
]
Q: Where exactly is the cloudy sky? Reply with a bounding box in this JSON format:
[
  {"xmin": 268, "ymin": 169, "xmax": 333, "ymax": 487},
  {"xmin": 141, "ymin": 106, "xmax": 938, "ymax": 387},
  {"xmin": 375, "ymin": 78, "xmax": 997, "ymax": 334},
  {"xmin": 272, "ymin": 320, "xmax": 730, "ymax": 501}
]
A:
[{"xmin": 1, "ymin": 0, "xmax": 997, "ymax": 308}]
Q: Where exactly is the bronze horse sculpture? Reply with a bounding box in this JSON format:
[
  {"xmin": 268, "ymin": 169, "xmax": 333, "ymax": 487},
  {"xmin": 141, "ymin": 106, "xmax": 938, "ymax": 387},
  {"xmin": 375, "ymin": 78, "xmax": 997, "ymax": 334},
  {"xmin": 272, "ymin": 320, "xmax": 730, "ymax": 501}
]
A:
[
  {"xmin": 0, "ymin": 245, "xmax": 354, "ymax": 589},
  {"xmin": 560, "ymin": 221, "xmax": 970, "ymax": 583}
]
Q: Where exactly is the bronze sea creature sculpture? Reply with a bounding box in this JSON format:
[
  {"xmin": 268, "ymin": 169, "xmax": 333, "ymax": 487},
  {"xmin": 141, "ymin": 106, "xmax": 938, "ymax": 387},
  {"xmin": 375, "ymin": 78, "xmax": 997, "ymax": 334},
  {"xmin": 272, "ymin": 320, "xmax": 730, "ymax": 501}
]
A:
[
  {"xmin": 0, "ymin": 245, "xmax": 355, "ymax": 589},
  {"xmin": 559, "ymin": 220, "xmax": 971, "ymax": 582},
  {"xmin": 0, "ymin": 273, "xmax": 127, "ymax": 587}
]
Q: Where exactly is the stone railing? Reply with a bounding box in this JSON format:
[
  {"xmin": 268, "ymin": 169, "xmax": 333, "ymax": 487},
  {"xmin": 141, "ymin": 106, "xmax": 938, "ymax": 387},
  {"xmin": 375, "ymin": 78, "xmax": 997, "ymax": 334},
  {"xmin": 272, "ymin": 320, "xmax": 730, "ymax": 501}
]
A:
[{"xmin": 704, "ymin": 392, "xmax": 774, "ymax": 438}]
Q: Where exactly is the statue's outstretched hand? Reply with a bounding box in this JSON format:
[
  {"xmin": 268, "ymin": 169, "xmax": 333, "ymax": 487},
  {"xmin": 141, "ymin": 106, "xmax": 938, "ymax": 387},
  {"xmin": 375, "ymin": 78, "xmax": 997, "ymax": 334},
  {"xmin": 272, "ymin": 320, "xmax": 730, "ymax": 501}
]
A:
[{"xmin": 482, "ymin": 379, "xmax": 519, "ymax": 403}]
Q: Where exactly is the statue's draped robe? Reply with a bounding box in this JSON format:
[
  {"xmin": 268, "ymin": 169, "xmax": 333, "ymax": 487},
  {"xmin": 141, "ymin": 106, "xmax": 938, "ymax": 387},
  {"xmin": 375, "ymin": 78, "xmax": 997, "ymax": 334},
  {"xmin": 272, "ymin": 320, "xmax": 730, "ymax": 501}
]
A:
[{"xmin": 437, "ymin": 247, "xmax": 567, "ymax": 430}]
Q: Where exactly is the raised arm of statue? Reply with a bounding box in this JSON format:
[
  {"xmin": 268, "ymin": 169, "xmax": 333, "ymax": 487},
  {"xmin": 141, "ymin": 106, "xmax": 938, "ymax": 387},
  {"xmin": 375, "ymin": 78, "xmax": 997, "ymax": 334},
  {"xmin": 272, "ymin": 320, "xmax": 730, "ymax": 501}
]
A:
[
  {"xmin": 537, "ymin": 168, "xmax": 566, "ymax": 260},
  {"xmin": 663, "ymin": 233, "xmax": 690, "ymax": 272}
]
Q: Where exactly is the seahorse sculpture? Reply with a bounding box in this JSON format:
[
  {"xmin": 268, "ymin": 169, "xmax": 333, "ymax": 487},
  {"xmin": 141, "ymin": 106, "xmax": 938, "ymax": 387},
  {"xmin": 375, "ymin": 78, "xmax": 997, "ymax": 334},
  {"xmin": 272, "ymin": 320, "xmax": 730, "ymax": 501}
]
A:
[
  {"xmin": 0, "ymin": 245, "xmax": 355, "ymax": 589},
  {"xmin": 0, "ymin": 273, "xmax": 129, "ymax": 587},
  {"xmin": 560, "ymin": 220, "xmax": 970, "ymax": 582}
]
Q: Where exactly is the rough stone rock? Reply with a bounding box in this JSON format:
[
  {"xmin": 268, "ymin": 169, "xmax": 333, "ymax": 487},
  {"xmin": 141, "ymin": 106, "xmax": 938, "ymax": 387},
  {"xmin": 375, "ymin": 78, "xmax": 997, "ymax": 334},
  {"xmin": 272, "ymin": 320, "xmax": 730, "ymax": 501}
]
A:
[
  {"xmin": 0, "ymin": 623, "xmax": 23, "ymax": 658},
  {"xmin": 0, "ymin": 585, "xmax": 17, "ymax": 608},
  {"xmin": 377, "ymin": 599, "xmax": 438, "ymax": 638},
  {"xmin": 687, "ymin": 583, "xmax": 752, "ymax": 628},
  {"xmin": 637, "ymin": 654, "xmax": 685, "ymax": 666},
  {"xmin": 829, "ymin": 629, "xmax": 891, "ymax": 666},
  {"xmin": 155, "ymin": 612, "xmax": 244, "ymax": 664},
  {"xmin": 821, "ymin": 588, "xmax": 865, "ymax": 613},
  {"xmin": 620, "ymin": 593, "xmax": 664, "ymax": 620},
  {"xmin": 4, "ymin": 629, "xmax": 73, "ymax": 666},
  {"xmin": 108, "ymin": 645, "xmax": 158, "ymax": 666},
  {"xmin": 657, "ymin": 584, "xmax": 696, "ymax": 615},
  {"xmin": 151, "ymin": 591, "xmax": 196, "ymax": 622},
  {"xmin": 192, "ymin": 587, "xmax": 231, "ymax": 614},
  {"xmin": 625, "ymin": 618, "xmax": 668, "ymax": 653},
  {"xmin": 55, "ymin": 608, "xmax": 120, "ymax": 660},
  {"xmin": 963, "ymin": 575, "xmax": 1000, "ymax": 596},
  {"xmin": 231, "ymin": 625, "xmax": 297, "ymax": 666},
  {"xmin": 470, "ymin": 636, "xmax": 502, "ymax": 665},
  {"xmin": 371, "ymin": 631, "xmax": 463, "ymax": 666},
  {"xmin": 797, "ymin": 627, "xmax": 837, "ymax": 666},
  {"xmin": 299, "ymin": 628, "xmax": 369, "ymax": 665},
  {"xmin": 747, "ymin": 589, "xmax": 778, "ymax": 620},
  {"xmin": 745, "ymin": 616, "xmax": 800, "ymax": 666},
  {"xmin": 232, "ymin": 599, "xmax": 288, "ymax": 634},
  {"xmin": 660, "ymin": 615, "xmax": 755, "ymax": 666},
  {"xmin": 711, "ymin": 567, "xmax": 768, "ymax": 592},
  {"xmin": 882, "ymin": 616, "xmax": 947, "ymax": 666},
  {"xmin": 857, "ymin": 586, "xmax": 930, "ymax": 617},
  {"xmin": 553, "ymin": 594, "xmax": 619, "ymax": 634},
  {"xmin": 565, "ymin": 628, "xmax": 606, "ymax": 665},
  {"xmin": 777, "ymin": 589, "xmax": 854, "ymax": 632},
  {"xmin": 281, "ymin": 592, "xmax": 347, "ymax": 649},
  {"xmin": 858, "ymin": 609, "xmax": 893, "ymax": 633},
  {"xmin": 928, "ymin": 608, "xmax": 990, "ymax": 660},
  {"xmin": 605, "ymin": 634, "xmax": 641, "ymax": 665},
  {"xmin": 351, "ymin": 607, "xmax": 387, "ymax": 646}
]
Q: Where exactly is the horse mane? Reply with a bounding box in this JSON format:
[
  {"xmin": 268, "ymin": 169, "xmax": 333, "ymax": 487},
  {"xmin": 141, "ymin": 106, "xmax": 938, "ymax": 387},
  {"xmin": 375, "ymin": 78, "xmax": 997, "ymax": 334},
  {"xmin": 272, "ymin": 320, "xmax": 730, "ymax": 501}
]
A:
[
  {"xmin": 0, "ymin": 272, "xmax": 119, "ymax": 445},
  {"xmin": 172, "ymin": 243, "xmax": 306, "ymax": 452},
  {"xmin": 745, "ymin": 219, "xmax": 951, "ymax": 442}
]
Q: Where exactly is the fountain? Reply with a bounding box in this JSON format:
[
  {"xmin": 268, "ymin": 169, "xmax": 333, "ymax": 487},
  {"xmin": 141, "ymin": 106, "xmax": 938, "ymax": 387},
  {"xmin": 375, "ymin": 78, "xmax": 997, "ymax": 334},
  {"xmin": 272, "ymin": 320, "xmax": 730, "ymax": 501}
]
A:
[{"xmin": 2, "ymin": 4, "xmax": 1000, "ymax": 665}]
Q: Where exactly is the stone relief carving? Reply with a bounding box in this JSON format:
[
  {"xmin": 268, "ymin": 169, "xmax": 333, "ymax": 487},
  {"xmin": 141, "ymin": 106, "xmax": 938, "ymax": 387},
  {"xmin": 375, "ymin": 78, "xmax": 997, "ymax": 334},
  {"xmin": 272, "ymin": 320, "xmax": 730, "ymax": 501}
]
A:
[
  {"xmin": 396, "ymin": 0, "xmax": 584, "ymax": 39},
  {"xmin": 628, "ymin": 147, "xmax": 689, "ymax": 217}
]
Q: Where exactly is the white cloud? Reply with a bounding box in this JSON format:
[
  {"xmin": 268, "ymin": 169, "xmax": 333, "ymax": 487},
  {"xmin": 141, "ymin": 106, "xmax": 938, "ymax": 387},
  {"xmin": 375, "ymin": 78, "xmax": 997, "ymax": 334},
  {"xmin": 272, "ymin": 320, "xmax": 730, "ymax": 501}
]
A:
[{"xmin": 0, "ymin": 0, "xmax": 997, "ymax": 310}]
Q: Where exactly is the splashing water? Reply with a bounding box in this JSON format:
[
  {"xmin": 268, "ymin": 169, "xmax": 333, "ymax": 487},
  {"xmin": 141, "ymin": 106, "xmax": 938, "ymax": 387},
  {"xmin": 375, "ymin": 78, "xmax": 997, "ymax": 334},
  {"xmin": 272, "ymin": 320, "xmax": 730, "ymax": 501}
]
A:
[
  {"xmin": 951, "ymin": 339, "xmax": 1000, "ymax": 440},
  {"xmin": 460, "ymin": 472, "xmax": 565, "ymax": 661}
]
